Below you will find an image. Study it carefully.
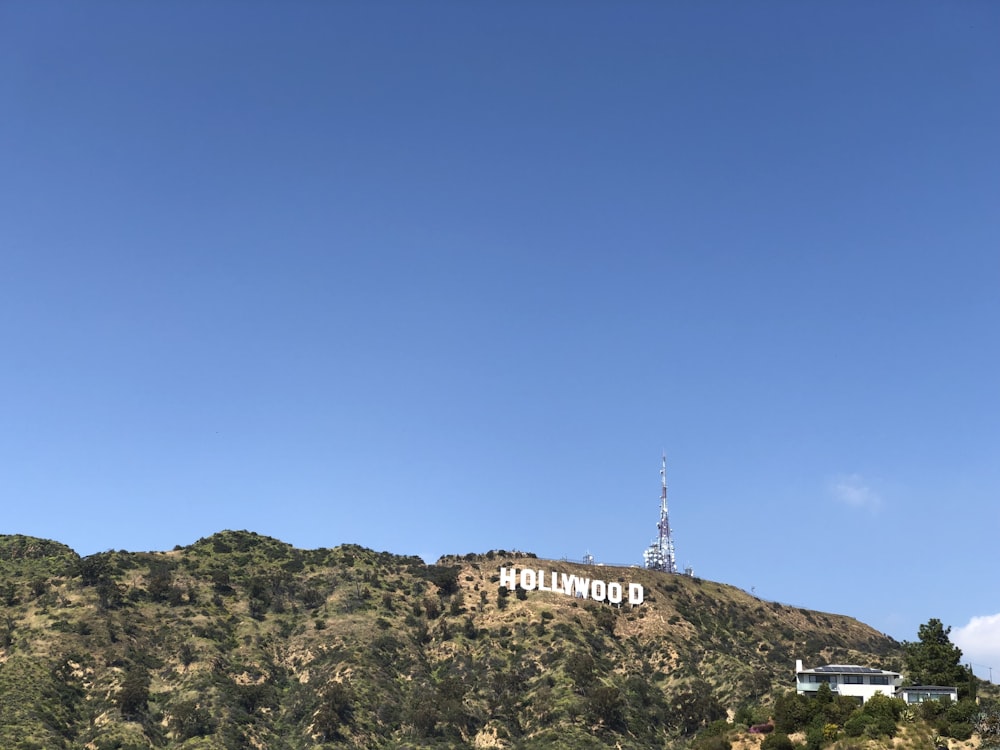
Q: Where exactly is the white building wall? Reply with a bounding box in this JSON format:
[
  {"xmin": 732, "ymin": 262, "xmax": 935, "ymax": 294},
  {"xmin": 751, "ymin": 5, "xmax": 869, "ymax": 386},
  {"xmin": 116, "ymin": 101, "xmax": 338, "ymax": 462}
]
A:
[
  {"xmin": 836, "ymin": 683, "xmax": 896, "ymax": 702},
  {"xmin": 795, "ymin": 670, "xmax": 902, "ymax": 704}
]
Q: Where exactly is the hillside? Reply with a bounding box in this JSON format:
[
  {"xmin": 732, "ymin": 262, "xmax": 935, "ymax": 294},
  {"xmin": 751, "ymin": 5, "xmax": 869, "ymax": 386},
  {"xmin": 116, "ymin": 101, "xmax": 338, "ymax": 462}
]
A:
[{"xmin": 0, "ymin": 531, "xmax": 904, "ymax": 749}]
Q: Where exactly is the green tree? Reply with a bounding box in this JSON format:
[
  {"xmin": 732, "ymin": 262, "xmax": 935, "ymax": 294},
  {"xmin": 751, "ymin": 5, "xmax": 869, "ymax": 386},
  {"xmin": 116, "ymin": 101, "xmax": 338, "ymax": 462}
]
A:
[
  {"xmin": 565, "ymin": 651, "xmax": 597, "ymax": 694},
  {"xmin": 96, "ymin": 578, "xmax": 123, "ymax": 610},
  {"xmin": 744, "ymin": 668, "xmax": 772, "ymax": 701},
  {"xmin": 859, "ymin": 692, "xmax": 904, "ymax": 738},
  {"xmin": 313, "ymin": 682, "xmax": 354, "ymax": 742},
  {"xmin": 435, "ymin": 670, "xmax": 474, "ymax": 739},
  {"xmin": 169, "ymin": 699, "xmax": 215, "ymax": 740},
  {"xmin": 804, "ymin": 725, "xmax": 825, "ymax": 750},
  {"xmin": 821, "ymin": 695, "xmax": 863, "ymax": 727},
  {"xmin": 843, "ymin": 712, "xmax": 870, "ymax": 737},
  {"xmin": 146, "ymin": 560, "xmax": 179, "ymax": 603},
  {"xmin": 405, "ymin": 687, "xmax": 441, "ymax": 738},
  {"xmin": 587, "ymin": 685, "xmax": 626, "ymax": 731},
  {"xmin": 904, "ymin": 619, "xmax": 970, "ymax": 694},
  {"xmin": 669, "ymin": 680, "xmax": 725, "ymax": 735},
  {"xmin": 246, "ymin": 576, "xmax": 272, "ymax": 619},
  {"xmin": 773, "ymin": 690, "xmax": 813, "ymax": 733},
  {"xmin": 77, "ymin": 554, "xmax": 113, "ymax": 587},
  {"xmin": 814, "ymin": 681, "xmax": 834, "ymax": 705},
  {"xmin": 734, "ymin": 703, "xmax": 768, "ymax": 728},
  {"xmin": 115, "ymin": 666, "xmax": 150, "ymax": 721},
  {"xmin": 940, "ymin": 698, "xmax": 980, "ymax": 740}
]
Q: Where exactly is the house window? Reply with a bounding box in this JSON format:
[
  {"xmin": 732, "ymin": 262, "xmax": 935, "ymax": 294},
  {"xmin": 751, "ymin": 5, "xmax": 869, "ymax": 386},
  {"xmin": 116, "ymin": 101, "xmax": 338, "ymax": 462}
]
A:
[
  {"xmin": 807, "ymin": 675, "xmax": 832, "ymax": 683},
  {"xmin": 843, "ymin": 675, "xmax": 864, "ymax": 684},
  {"xmin": 869, "ymin": 676, "xmax": 890, "ymax": 685}
]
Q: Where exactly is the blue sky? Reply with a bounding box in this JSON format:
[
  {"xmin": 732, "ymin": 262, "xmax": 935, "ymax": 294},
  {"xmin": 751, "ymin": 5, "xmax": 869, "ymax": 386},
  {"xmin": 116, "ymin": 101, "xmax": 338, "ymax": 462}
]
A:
[{"xmin": 2, "ymin": 2, "xmax": 998, "ymax": 676}]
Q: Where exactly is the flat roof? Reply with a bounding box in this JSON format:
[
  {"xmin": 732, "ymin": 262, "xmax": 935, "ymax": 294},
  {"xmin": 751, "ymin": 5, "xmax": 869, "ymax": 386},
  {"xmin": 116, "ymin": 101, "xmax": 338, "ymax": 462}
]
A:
[{"xmin": 799, "ymin": 664, "xmax": 900, "ymax": 675}]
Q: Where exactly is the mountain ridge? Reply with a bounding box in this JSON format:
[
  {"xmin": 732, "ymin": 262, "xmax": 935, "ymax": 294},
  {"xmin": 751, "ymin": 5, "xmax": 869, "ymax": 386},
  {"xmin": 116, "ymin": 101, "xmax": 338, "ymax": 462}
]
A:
[{"xmin": 0, "ymin": 530, "xmax": 903, "ymax": 749}]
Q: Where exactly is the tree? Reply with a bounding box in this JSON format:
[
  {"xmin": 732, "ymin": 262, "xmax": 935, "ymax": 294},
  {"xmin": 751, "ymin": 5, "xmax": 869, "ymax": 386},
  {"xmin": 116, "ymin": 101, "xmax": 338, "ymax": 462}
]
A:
[
  {"xmin": 313, "ymin": 682, "xmax": 354, "ymax": 741},
  {"xmin": 115, "ymin": 666, "xmax": 150, "ymax": 720},
  {"xmin": 77, "ymin": 554, "xmax": 113, "ymax": 587},
  {"xmin": 587, "ymin": 685, "xmax": 626, "ymax": 731},
  {"xmin": 96, "ymin": 578, "xmax": 123, "ymax": 610},
  {"xmin": 859, "ymin": 692, "xmax": 904, "ymax": 738},
  {"xmin": 565, "ymin": 651, "xmax": 597, "ymax": 693},
  {"xmin": 814, "ymin": 681, "xmax": 834, "ymax": 705},
  {"xmin": 904, "ymin": 619, "xmax": 970, "ymax": 694},
  {"xmin": 145, "ymin": 560, "xmax": 179, "ymax": 604},
  {"xmin": 246, "ymin": 576, "xmax": 272, "ymax": 619},
  {"xmin": 744, "ymin": 668, "xmax": 772, "ymax": 701},
  {"xmin": 169, "ymin": 699, "xmax": 215, "ymax": 740},
  {"xmin": 773, "ymin": 690, "xmax": 812, "ymax": 734},
  {"xmin": 405, "ymin": 687, "xmax": 441, "ymax": 738},
  {"xmin": 669, "ymin": 680, "xmax": 725, "ymax": 735}
]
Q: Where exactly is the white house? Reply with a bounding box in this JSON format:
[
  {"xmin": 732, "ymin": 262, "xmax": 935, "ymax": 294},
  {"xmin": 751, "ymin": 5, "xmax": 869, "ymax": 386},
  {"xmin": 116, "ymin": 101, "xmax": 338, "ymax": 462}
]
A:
[
  {"xmin": 795, "ymin": 661, "xmax": 902, "ymax": 704},
  {"xmin": 896, "ymin": 686, "xmax": 959, "ymax": 704}
]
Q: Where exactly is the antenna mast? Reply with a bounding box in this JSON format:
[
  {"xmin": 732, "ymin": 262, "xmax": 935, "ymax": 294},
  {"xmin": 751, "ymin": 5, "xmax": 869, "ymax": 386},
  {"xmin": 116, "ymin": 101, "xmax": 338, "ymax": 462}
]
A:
[{"xmin": 643, "ymin": 453, "xmax": 677, "ymax": 573}]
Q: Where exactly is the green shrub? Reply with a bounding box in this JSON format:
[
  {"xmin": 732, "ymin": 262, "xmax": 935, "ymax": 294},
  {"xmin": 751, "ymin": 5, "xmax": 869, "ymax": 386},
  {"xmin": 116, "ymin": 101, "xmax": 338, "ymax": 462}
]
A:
[
  {"xmin": 734, "ymin": 704, "xmax": 758, "ymax": 727},
  {"xmin": 314, "ymin": 682, "xmax": 354, "ymax": 741},
  {"xmin": 844, "ymin": 713, "xmax": 870, "ymax": 737},
  {"xmin": 420, "ymin": 565, "xmax": 459, "ymax": 595},
  {"xmin": 115, "ymin": 666, "xmax": 150, "ymax": 720},
  {"xmin": 169, "ymin": 699, "xmax": 216, "ymax": 740},
  {"xmin": 861, "ymin": 715, "xmax": 896, "ymax": 738},
  {"xmin": 920, "ymin": 698, "xmax": 948, "ymax": 721},
  {"xmin": 702, "ymin": 718, "xmax": 731, "ymax": 737},
  {"xmin": 822, "ymin": 696, "xmax": 862, "ymax": 726},
  {"xmin": 761, "ymin": 731, "xmax": 795, "ymax": 750},
  {"xmin": 774, "ymin": 690, "xmax": 813, "ymax": 733},
  {"xmin": 805, "ymin": 725, "xmax": 825, "ymax": 750},
  {"xmin": 975, "ymin": 703, "xmax": 1000, "ymax": 750},
  {"xmin": 946, "ymin": 698, "xmax": 980, "ymax": 726},
  {"xmin": 694, "ymin": 734, "xmax": 732, "ymax": 750},
  {"xmin": 947, "ymin": 722, "xmax": 973, "ymax": 740},
  {"xmin": 586, "ymin": 685, "xmax": 626, "ymax": 730},
  {"xmin": 859, "ymin": 693, "xmax": 903, "ymax": 737}
]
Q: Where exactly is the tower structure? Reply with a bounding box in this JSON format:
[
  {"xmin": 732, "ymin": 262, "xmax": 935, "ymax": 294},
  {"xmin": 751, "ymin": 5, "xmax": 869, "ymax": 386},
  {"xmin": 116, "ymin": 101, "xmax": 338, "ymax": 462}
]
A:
[{"xmin": 643, "ymin": 454, "xmax": 677, "ymax": 573}]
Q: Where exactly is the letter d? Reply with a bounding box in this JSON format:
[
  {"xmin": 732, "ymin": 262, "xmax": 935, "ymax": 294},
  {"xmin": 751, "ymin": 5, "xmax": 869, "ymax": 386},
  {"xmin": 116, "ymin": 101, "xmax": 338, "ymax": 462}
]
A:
[{"xmin": 628, "ymin": 583, "xmax": 644, "ymax": 605}]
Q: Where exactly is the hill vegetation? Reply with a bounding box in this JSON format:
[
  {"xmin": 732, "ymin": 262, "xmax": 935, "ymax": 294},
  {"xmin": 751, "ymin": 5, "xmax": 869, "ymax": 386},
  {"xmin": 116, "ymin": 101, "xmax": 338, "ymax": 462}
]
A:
[{"xmin": 0, "ymin": 531, "xmax": 989, "ymax": 749}]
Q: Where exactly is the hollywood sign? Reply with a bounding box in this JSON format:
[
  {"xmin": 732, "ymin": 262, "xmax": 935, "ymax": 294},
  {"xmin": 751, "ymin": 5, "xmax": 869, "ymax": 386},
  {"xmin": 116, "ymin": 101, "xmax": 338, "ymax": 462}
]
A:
[{"xmin": 500, "ymin": 566, "xmax": 644, "ymax": 605}]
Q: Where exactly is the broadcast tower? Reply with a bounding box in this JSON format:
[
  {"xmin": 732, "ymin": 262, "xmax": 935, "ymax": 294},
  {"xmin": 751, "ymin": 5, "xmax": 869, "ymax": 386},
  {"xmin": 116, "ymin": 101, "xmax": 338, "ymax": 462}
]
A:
[{"xmin": 642, "ymin": 454, "xmax": 677, "ymax": 573}]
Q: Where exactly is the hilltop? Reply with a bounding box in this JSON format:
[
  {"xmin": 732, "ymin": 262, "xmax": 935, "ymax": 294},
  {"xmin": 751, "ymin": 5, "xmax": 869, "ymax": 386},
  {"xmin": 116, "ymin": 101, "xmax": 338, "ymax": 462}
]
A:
[{"xmin": 0, "ymin": 531, "xmax": 905, "ymax": 749}]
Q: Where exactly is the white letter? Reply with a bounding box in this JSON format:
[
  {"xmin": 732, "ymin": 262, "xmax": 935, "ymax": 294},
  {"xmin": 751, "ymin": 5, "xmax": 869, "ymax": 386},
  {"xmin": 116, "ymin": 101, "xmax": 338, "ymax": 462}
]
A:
[
  {"xmin": 499, "ymin": 567, "xmax": 517, "ymax": 590},
  {"xmin": 574, "ymin": 577, "xmax": 591, "ymax": 599},
  {"xmin": 537, "ymin": 570, "xmax": 550, "ymax": 592},
  {"xmin": 608, "ymin": 582, "xmax": 623, "ymax": 604},
  {"xmin": 551, "ymin": 571, "xmax": 564, "ymax": 594},
  {"xmin": 561, "ymin": 573, "xmax": 577, "ymax": 594},
  {"xmin": 520, "ymin": 569, "xmax": 536, "ymax": 590},
  {"xmin": 628, "ymin": 583, "xmax": 644, "ymax": 605},
  {"xmin": 591, "ymin": 579, "xmax": 606, "ymax": 600}
]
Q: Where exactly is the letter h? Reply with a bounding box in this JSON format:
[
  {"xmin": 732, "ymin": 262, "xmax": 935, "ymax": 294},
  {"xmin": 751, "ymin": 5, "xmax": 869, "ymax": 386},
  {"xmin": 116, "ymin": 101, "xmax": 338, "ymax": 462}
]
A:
[{"xmin": 499, "ymin": 567, "xmax": 517, "ymax": 590}]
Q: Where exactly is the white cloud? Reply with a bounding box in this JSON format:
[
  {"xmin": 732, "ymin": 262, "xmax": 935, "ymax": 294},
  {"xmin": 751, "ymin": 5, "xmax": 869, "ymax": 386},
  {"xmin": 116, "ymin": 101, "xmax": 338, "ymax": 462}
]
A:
[
  {"xmin": 953, "ymin": 613, "xmax": 1000, "ymax": 681},
  {"xmin": 830, "ymin": 474, "xmax": 882, "ymax": 511}
]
